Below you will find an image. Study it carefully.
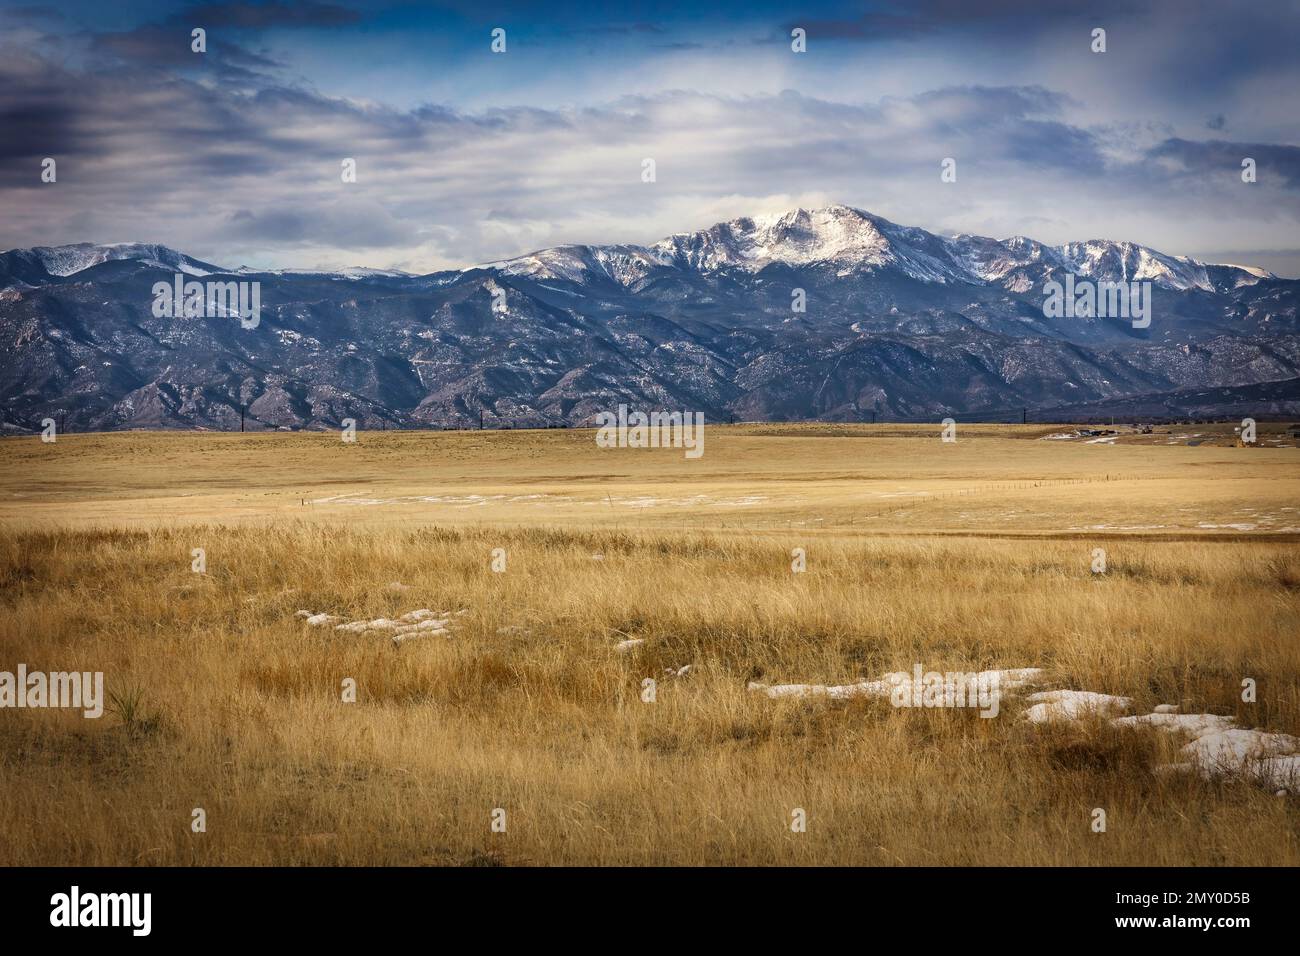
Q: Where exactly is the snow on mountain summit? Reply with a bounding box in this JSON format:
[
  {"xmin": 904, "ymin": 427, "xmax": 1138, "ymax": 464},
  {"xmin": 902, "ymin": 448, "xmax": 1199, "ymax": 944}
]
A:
[
  {"xmin": 1058, "ymin": 240, "xmax": 1215, "ymax": 292},
  {"xmin": 491, "ymin": 204, "xmax": 1272, "ymax": 292},
  {"xmin": 651, "ymin": 205, "xmax": 893, "ymax": 271},
  {"xmin": 7, "ymin": 242, "xmax": 224, "ymax": 278},
  {"xmin": 5, "ymin": 207, "xmax": 1276, "ymax": 293},
  {"xmin": 486, "ymin": 243, "xmax": 667, "ymax": 286}
]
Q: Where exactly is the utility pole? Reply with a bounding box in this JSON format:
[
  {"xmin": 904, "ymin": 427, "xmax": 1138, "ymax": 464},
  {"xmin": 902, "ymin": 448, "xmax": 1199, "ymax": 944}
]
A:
[
  {"xmin": 240, "ymin": 404, "xmax": 245, "ymax": 433},
  {"xmin": 479, "ymin": 410, "xmax": 484, "ymax": 431},
  {"xmin": 1022, "ymin": 408, "xmax": 1027, "ymax": 425}
]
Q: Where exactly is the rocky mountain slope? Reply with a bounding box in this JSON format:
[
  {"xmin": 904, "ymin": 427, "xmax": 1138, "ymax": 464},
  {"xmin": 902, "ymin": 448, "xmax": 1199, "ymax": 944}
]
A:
[{"xmin": 2, "ymin": 205, "xmax": 1297, "ymax": 431}]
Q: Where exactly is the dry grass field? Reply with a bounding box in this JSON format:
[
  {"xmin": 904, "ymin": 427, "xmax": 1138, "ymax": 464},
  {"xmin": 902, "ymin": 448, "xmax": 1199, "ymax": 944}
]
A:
[{"xmin": 1, "ymin": 423, "xmax": 1298, "ymax": 865}]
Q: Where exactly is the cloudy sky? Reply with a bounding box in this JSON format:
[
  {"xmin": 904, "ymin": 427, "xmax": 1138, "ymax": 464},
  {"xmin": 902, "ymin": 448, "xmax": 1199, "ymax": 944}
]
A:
[{"xmin": 3, "ymin": 0, "xmax": 1299, "ymax": 274}]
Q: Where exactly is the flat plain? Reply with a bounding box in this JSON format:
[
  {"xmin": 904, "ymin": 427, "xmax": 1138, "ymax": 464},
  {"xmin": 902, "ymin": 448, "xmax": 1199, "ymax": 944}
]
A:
[{"xmin": 1, "ymin": 423, "xmax": 1298, "ymax": 865}]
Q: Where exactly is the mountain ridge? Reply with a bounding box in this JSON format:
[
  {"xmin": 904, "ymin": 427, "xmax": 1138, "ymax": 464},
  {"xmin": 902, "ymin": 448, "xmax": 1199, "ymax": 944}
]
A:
[
  {"xmin": 483, "ymin": 204, "xmax": 1274, "ymax": 292},
  {"xmin": 3, "ymin": 204, "xmax": 1277, "ymax": 290},
  {"xmin": 2, "ymin": 205, "xmax": 1297, "ymax": 432}
]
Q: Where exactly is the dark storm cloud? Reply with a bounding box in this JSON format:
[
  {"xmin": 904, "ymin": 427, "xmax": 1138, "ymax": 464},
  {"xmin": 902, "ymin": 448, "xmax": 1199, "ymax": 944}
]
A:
[
  {"xmin": 90, "ymin": 23, "xmax": 282, "ymax": 70},
  {"xmin": 0, "ymin": 52, "xmax": 102, "ymax": 166},
  {"xmin": 0, "ymin": 45, "xmax": 314, "ymax": 180},
  {"xmin": 1149, "ymin": 139, "xmax": 1300, "ymax": 190},
  {"xmin": 894, "ymin": 87, "xmax": 1108, "ymax": 175},
  {"xmin": 84, "ymin": 1, "xmax": 361, "ymax": 80},
  {"xmin": 0, "ymin": 99, "xmax": 82, "ymax": 165}
]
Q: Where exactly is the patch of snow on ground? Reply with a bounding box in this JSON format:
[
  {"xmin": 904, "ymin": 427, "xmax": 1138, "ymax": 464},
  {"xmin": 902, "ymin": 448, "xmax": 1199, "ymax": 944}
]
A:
[
  {"xmin": 1112, "ymin": 712, "xmax": 1300, "ymax": 791},
  {"xmin": 1112, "ymin": 713, "xmax": 1235, "ymax": 735},
  {"xmin": 1023, "ymin": 690, "xmax": 1133, "ymax": 723},
  {"xmin": 295, "ymin": 607, "xmax": 461, "ymax": 645},
  {"xmin": 748, "ymin": 661, "xmax": 1300, "ymax": 792},
  {"xmin": 299, "ymin": 612, "xmax": 340, "ymax": 627},
  {"xmin": 748, "ymin": 667, "xmax": 1046, "ymax": 701}
]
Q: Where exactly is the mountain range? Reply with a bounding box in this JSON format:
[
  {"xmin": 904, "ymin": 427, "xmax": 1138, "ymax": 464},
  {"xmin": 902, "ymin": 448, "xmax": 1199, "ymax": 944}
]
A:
[{"xmin": 3, "ymin": 205, "xmax": 1298, "ymax": 432}]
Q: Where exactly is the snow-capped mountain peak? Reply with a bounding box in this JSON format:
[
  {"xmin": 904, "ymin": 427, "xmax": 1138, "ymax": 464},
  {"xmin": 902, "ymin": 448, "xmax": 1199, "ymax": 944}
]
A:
[
  {"xmin": 1, "ymin": 205, "xmax": 1278, "ymax": 295},
  {"xmin": 1057, "ymin": 239, "xmax": 1214, "ymax": 292},
  {"xmin": 651, "ymin": 204, "xmax": 893, "ymax": 272},
  {"xmin": 6, "ymin": 242, "xmax": 223, "ymax": 278},
  {"xmin": 488, "ymin": 204, "xmax": 1270, "ymax": 292},
  {"xmin": 484, "ymin": 243, "xmax": 667, "ymax": 286}
]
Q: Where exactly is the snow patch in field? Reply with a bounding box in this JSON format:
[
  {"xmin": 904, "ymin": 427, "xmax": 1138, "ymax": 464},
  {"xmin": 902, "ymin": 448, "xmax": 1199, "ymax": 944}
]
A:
[
  {"xmin": 1023, "ymin": 690, "xmax": 1133, "ymax": 723},
  {"xmin": 1111, "ymin": 712, "xmax": 1235, "ymax": 735},
  {"xmin": 298, "ymin": 612, "xmax": 341, "ymax": 627},
  {"xmin": 1182, "ymin": 729, "xmax": 1300, "ymax": 768},
  {"xmin": 399, "ymin": 609, "xmax": 439, "ymax": 623},
  {"xmin": 334, "ymin": 617, "xmax": 402, "ymax": 633},
  {"xmin": 1112, "ymin": 712, "xmax": 1300, "ymax": 791},
  {"xmin": 295, "ymin": 607, "xmax": 461, "ymax": 645},
  {"xmin": 748, "ymin": 667, "xmax": 1046, "ymax": 701},
  {"xmin": 747, "ymin": 661, "xmax": 1300, "ymax": 792},
  {"xmin": 748, "ymin": 677, "xmax": 891, "ymax": 700},
  {"xmin": 390, "ymin": 620, "xmax": 452, "ymax": 645}
]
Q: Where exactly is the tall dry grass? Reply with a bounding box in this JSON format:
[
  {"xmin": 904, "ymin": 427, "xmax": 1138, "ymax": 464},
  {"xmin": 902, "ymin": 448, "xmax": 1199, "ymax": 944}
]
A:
[{"xmin": 1, "ymin": 523, "xmax": 1298, "ymax": 865}]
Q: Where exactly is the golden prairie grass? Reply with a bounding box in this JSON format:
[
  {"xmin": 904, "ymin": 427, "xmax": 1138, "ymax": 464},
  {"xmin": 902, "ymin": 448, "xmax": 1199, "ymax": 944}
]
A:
[
  {"xmin": 1, "ymin": 516, "xmax": 1298, "ymax": 866},
  {"xmin": 3, "ymin": 423, "xmax": 1297, "ymax": 535}
]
